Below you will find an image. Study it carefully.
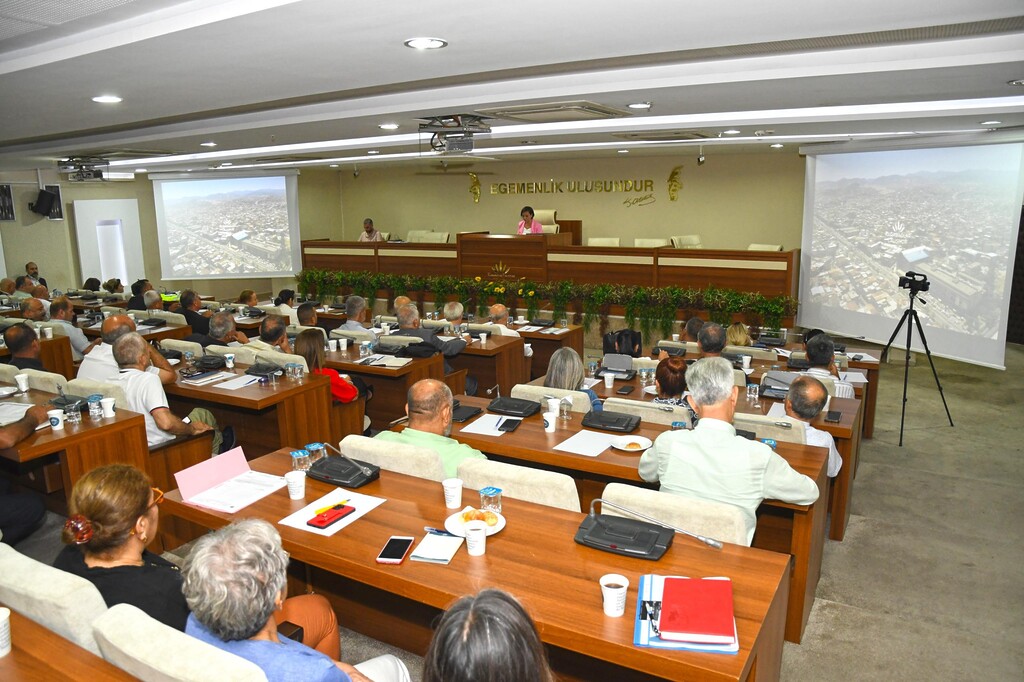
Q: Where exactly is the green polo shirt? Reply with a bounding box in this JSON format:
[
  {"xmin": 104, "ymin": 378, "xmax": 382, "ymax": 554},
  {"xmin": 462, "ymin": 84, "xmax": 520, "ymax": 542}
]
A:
[{"xmin": 374, "ymin": 427, "xmax": 486, "ymax": 478}]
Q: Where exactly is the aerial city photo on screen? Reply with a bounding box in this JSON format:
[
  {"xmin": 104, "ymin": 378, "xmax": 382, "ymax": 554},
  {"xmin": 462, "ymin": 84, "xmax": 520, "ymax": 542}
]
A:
[
  {"xmin": 160, "ymin": 176, "xmax": 292, "ymax": 276},
  {"xmin": 807, "ymin": 146, "xmax": 1022, "ymax": 340}
]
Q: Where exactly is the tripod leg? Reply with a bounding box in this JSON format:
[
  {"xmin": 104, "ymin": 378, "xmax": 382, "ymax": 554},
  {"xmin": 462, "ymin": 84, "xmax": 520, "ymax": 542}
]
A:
[
  {"xmin": 882, "ymin": 309, "xmax": 911, "ymax": 362},
  {"xmin": 899, "ymin": 306, "xmax": 915, "ymax": 447},
  {"xmin": 910, "ymin": 311, "xmax": 954, "ymax": 427}
]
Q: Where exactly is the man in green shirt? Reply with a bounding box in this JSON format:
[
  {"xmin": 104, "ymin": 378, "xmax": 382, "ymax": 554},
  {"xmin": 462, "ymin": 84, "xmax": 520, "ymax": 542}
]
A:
[{"xmin": 375, "ymin": 379, "xmax": 485, "ymax": 478}]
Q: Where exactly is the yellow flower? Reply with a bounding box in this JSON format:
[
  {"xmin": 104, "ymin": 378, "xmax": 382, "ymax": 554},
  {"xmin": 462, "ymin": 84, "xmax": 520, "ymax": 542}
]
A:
[
  {"xmin": 517, "ymin": 288, "xmax": 523, "ymax": 295},
  {"xmin": 528, "ymin": 290, "xmax": 535, "ymax": 296},
  {"xmin": 474, "ymin": 276, "xmax": 481, "ymax": 282}
]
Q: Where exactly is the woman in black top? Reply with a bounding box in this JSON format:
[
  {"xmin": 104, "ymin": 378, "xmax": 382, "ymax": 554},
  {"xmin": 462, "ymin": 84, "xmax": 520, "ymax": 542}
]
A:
[{"xmin": 53, "ymin": 465, "xmax": 189, "ymax": 631}]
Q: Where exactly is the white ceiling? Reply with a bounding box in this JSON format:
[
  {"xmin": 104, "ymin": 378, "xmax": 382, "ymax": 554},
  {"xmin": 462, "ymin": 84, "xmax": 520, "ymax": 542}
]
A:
[{"xmin": 1, "ymin": 0, "xmax": 1022, "ymax": 172}]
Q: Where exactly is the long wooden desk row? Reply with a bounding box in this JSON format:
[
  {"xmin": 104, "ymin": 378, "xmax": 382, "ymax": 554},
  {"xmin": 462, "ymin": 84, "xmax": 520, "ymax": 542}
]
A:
[{"xmin": 164, "ymin": 450, "xmax": 792, "ymax": 682}]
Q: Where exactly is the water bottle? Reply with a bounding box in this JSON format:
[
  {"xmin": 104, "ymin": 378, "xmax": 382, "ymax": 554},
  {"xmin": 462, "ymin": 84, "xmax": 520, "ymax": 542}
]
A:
[
  {"xmin": 87, "ymin": 394, "xmax": 103, "ymax": 421},
  {"xmin": 290, "ymin": 449, "xmax": 311, "ymax": 471},
  {"xmin": 305, "ymin": 442, "xmax": 326, "ymax": 464}
]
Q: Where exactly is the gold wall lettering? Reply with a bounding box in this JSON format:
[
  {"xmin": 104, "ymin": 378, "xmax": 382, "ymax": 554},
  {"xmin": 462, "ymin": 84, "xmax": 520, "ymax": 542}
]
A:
[
  {"xmin": 489, "ymin": 178, "xmax": 654, "ymax": 195},
  {"xmin": 468, "ymin": 172, "xmax": 481, "ymax": 203}
]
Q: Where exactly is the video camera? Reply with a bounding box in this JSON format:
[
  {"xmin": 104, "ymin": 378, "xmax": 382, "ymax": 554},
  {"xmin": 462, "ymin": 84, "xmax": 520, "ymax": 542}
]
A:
[{"xmin": 899, "ymin": 271, "xmax": 930, "ymax": 294}]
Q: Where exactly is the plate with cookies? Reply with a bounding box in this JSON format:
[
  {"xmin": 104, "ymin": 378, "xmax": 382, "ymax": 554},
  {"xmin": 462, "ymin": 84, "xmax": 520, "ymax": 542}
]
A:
[
  {"xmin": 445, "ymin": 506, "xmax": 506, "ymax": 537},
  {"xmin": 609, "ymin": 435, "xmax": 652, "ymax": 453}
]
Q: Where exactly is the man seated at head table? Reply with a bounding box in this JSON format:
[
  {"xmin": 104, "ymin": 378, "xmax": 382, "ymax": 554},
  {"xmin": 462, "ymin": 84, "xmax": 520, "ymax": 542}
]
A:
[
  {"xmin": 443, "ymin": 301, "xmax": 464, "ymax": 328},
  {"xmin": 78, "ymin": 314, "xmax": 176, "ymax": 384},
  {"xmin": 3, "ymin": 323, "xmax": 45, "ymax": 370},
  {"xmin": 638, "ymin": 357, "xmax": 819, "ymax": 545},
  {"xmin": 0, "ymin": 404, "xmax": 52, "ymax": 546},
  {"xmin": 112, "ymin": 332, "xmax": 229, "ymax": 453},
  {"xmin": 246, "ymin": 315, "xmax": 292, "ymax": 353},
  {"xmin": 803, "ymin": 332, "xmax": 855, "ymax": 398},
  {"xmin": 374, "ymin": 379, "xmax": 486, "ymax": 478},
  {"xmin": 19, "ymin": 296, "xmax": 46, "ymax": 322},
  {"xmin": 48, "ymin": 295, "xmax": 91, "ymax": 360},
  {"xmin": 785, "ymin": 376, "xmax": 842, "ymax": 478},
  {"xmin": 187, "ymin": 311, "xmax": 249, "ymax": 348},
  {"xmin": 697, "ymin": 321, "xmax": 726, "ymax": 358},
  {"xmin": 337, "ymin": 295, "xmax": 369, "ymax": 331},
  {"xmin": 183, "ymin": 519, "xmax": 411, "ymax": 682}
]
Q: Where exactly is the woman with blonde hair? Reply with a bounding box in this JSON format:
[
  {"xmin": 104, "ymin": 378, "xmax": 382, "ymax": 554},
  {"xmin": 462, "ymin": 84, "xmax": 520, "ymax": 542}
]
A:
[
  {"xmin": 543, "ymin": 347, "xmax": 601, "ymax": 411},
  {"xmin": 726, "ymin": 321, "xmax": 752, "ymax": 347}
]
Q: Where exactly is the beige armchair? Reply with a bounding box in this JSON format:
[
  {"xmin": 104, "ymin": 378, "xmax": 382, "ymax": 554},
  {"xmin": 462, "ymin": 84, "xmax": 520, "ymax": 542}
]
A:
[
  {"xmin": 457, "ymin": 458, "xmax": 580, "ymax": 512},
  {"xmin": 671, "ymin": 234, "xmax": 703, "ymax": 249},
  {"xmin": 534, "ymin": 209, "xmax": 559, "ymax": 234},
  {"xmin": 340, "ymin": 434, "xmax": 447, "ymax": 481},
  {"xmin": 634, "ymin": 238, "xmax": 670, "ymax": 247},
  {"xmin": 601, "ymin": 482, "xmax": 748, "ymax": 546},
  {"xmin": 587, "ymin": 237, "xmax": 620, "ymax": 247},
  {"xmin": 510, "ymin": 383, "xmax": 594, "ymax": 413}
]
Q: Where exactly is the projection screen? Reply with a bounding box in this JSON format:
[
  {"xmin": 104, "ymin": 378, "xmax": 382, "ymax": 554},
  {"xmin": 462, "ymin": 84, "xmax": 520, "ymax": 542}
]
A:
[
  {"xmin": 798, "ymin": 143, "xmax": 1024, "ymax": 369},
  {"xmin": 151, "ymin": 171, "xmax": 301, "ymax": 280}
]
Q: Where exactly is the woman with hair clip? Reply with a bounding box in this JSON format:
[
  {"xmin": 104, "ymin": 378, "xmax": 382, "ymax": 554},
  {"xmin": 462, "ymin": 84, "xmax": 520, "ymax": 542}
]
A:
[
  {"xmin": 423, "ymin": 589, "xmax": 554, "ymax": 682},
  {"xmin": 274, "ymin": 288, "xmax": 299, "ymax": 325}
]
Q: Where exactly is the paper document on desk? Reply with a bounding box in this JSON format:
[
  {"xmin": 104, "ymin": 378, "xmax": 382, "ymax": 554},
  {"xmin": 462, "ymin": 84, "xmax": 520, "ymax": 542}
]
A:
[
  {"xmin": 279, "ymin": 487, "xmax": 386, "ymax": 537},
  {"xmin": 182, "ymin": 371, "xmax": 235, "ymax": 386},
  {"xmin": 176, "ymin": 448, "xmax": 286, "ymax": 513},
  {"xmin": 554, "ymin": 430, "xmax": 617, "ymax": 457},
  {"xmin": 850, "ymin": 352, "xmax": 878, "ymax": 362},
  {"xmin": 0, "ymin": 402, "xmax": 47, "ymax": 430},
  {"xmin": 371, "ymin": 356, "xmax": 412, "ymax": 368},
  {"xmin": 541, "ymin": 327, "xmax": 571, "ymax": 335},
  {"xmin": 516, "ymin": 325, "xmax": 543, "ymax": 333},
  {"xmin": 214, "ymin": 375, "xmax": 261, "ymax": 390},
  {"xmin": 582, "ymin": 378, "xmax": 600, "ymax": 389},
  {"xmin": 840, "ymin": 370, "xmax": 868, "ymax": 384},
  {"xmin": 459, "ymin": 414, "xmax": 507, "ymax": 437},
  {"xmin": 765, "ymin": 402, "xmax": 787, "ymax": 418},
  {"xmin": 774, "ymin": 348, "xmax": 792, "ymax": 358}
]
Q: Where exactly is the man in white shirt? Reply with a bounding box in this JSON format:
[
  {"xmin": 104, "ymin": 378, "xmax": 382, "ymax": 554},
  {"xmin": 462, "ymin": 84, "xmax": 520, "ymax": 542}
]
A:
[
  {"xmin": 112, "ymin": 332, "xmax": 224, "ymax": 453},
  {"xmin": 47, "ymin": 296, "xmax": 90, "ymax": 360},
  {"xmin": 785, "ymin": 376, "xmax": 842, "ymax": 478},
  {"xmin": 639, "ymin": 357, "xmax": 819, "ymax": 544},
  {"xmin": 488, "ymin": 303, "xmax": 532, "ymax": 357},
  {"xmin": 77, "ymin": 314, "xmax": 176, "ymax": 384},
  {"xmin": 443, "ymin": 301, "xmax": 465, "ymax": 328},
  {"xmin": 245, "ymin": 316, "xmax": 292, "ymax": 353},
  {"xmin": 804, "ymin": 333, "xmax": 855, "ymax": 399},
  {"xmin": 337, "ymin": 295, "xmax": 369, "ymax": 332}
]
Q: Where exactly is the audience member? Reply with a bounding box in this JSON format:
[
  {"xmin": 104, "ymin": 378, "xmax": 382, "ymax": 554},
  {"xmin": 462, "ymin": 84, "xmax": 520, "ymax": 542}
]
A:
[
  {"xmin": 296, "ymin": 301, "xmax": 321, "ymax": 328},
  {"xmin": 246, "ymin": 315, "xmax": 291, "ymax": 353},
  {"xmin": 274, "ymin": 289, "xmax": 298, "ymax": 325},
  {"xmin": 423, "ymin": 589, "xmax": 554, "ymax": 682},
  {"xmin": 82, "ymin": 277, "xmax": 101, "ymax": 292},
  {"xmin": 374, "ymin": 379, "xmax": 485, "ymax": 478},
  {"xmin": 0, "ymin": 404, "xmax": 51, "ymax": 544},
  {"xmin": 489, "ymin": 303, "xmax": 532, "ymax": 357},
  {"xmin": 48, "ymin": 296, "xmax": 91, "ymax": 360},
  {"xmin": 179, "ymin": 289, "xmax": 210, "ymax": 336},
  {"xmin": 697, "ymin": 321, "xmax": 726, "ymax": 357},
  {"xmin": 785, "ymin": 376, "xmax": 842, "ymax": 477},
  {"xmin": 726, "ymin": 322, "xmax": 752, "ymax": 347},
  {"xmin": 187, "ymin": 311, "xmax": 248, "ymax": 348},
  {"xmin": 639, "ymin": 357, "xmax": 818, "ymax": 544},
  {"xmin": 237, "ymin": 289, "xmax": 259, "ymax": 306},
  {"xmin": 358, "ymin": 218, "xmax": 384, "ymax": 242},
  {"xmin": 25, "ymin": 262, "xmax": 46, "ymax": 288},
  {"xmin": 442, "ymin": 301, "xmax": 464, "ymax": 327},
  {"xmin": 182, "ymin": 519, "xmax": 410, "ymax": 682},
  {"xmin": 143, "ymin": 289, "xmax": 163, "ymax": 310},
  {"xmin": 652, "ymin": 355, "xmax": 699, "ymax": 427},
  {"xmin": 392, "ymin": 295, "xmax": 412, "ymax": 314},
  {"xmin": 395, "ymin": 304, "xmax": 468, "ymax": 378},
  {"xmin": 12, "ymin": 276, "xmax": 34, "ymax": 300},
  {"xmin": 544, "ymin": 347, "xmax": 601, "ymax": 411},
  {"xmin": 684, "ymin": 316, "xmax": 705, "ymax": 343},
  {"xmin": 0, "ymin": 278, "xmax": 15, "ymax": 295},
  {"xmin": 294, "ymin": 330, "xmax": 359, "ymax": 403},
  {"xmin": 19, "ymin": 297, "xmax": 46, "ymax": 322},
  {"xmin": 112, "ymin": 332, "xmax": 226, "ymax": 452},
  {"xmin": 804, "ymin": 333, "xmax": 855, "ymax": 398},
  {"xmin": 339, "ymin": 295, "xmax": 369, "ymax": 331},
  {"xmin": 802, "ymin": 328, "xmax": 824, "ymax": 349},
  {"xmin": 3, "ymin": 323, "xmax": 44, "ymax": 370},
  {"xmin": 102, "ymin": 278, "xmax": 124, "ymax": 294},
  {"xmin": 78, "ymin": 314, "xmax": 176, "ymax": 384},
  {"xmin": 126, "ymin": 279, "xmax": 152, "ymax": 310}
]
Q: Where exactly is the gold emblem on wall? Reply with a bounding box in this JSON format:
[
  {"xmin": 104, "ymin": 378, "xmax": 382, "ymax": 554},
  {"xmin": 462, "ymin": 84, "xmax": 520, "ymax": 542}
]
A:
[
  {"xmin": 468, "ymin": 172, "xmax": 481, "ymax": 203},
  {"xmin": 667, "ymin": 166, "xmax": 683, "ymax": 201},
  {"xmin": 489, "ymin": 261, "xmax": 512, "ymax": 278}
]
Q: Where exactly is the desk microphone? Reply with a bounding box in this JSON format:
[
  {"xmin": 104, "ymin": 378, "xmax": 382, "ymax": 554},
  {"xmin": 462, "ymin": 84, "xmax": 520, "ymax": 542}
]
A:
[
  {"xmin": 484, "ymin": 384, "xmax": 500, "ymax": 398},
  {"xmin": 589, "ymin": 498, "xmax": 723, "ymax": 550},
  {"xmin": 323, "ymin": 442, "xmax": 374, "ymax": 477}
]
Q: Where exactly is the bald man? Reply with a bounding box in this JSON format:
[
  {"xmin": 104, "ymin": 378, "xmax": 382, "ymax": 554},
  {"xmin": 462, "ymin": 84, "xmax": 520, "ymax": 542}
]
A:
[
  {"xmin": 373, "ymin": 379, "xmax": 485, "ymax": 478},
  {"xmin": 3, "ymin": 323, "xmax": 44, "ymax": 371},
  {"xmin": 0, "ymin": 278, "xmax": 15, "ymax": 295},
  {"xmin": 488, "ymin": 303, "xmax": 532, "ymax": 357},
  {"xmin": 784, "ymin": 376, "xmax": 842, "ymax": 478},
  {"xmin": 19, "ymin": 298, "xmax": 46, "ymax": 323},
  {"xmin": 77, "ymin": 314, "xmax": 176, "ymax": 383}
]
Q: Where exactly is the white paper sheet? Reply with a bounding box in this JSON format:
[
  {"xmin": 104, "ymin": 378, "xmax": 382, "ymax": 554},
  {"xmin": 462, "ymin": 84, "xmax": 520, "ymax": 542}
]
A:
[
  {"xmin": 214, "ymin": 375, "xmax": 261, "ymax": 390},
  {"xmin": 541, "ymin": 327, "xmax": 571, "ymax": 335},
  {"xmin": 849, "ymin": 352, "xmax": 878, "ymax": 362},
  {"xmin": 582, "ymin": 378, "xmax": 600, "ymax": 389},
  {"xmin": 553, "ymin": 430, "xmax": 617, "ymax": 457},
  {"xmin": 459, "ymin": 414, "xmax": 508, "ymax": 437},
  {"xmin": 516, "ymin": 325, "xmax": 543, "ymax": 333},
  {"xmin": 840, "ymin": 370, "xmax": 868, "ymax": 384},
  {"xmin": 278, "ymin": 487, "xmax": 386, "ymax": 537},
  {"xmin": 372, "ymin": 356, "xmax": 412, "ymax": 368},
  {"xmin": 0, "ymin": 402, "xmax": 38, "ymax": 428},
  {"xmin": 766, "ymin": 402, "xmax": 787, "ymax": 418},
  {"xmin": 182, "ymin": 371, "xmax": 235, "ymax": 386},
  {"xmin": 774, "ymin": 348, "xmax": 792, "ymax": 357},
  {"xmin": 186, "ymin": 471, "xmax": 287, "ymax": 513}
]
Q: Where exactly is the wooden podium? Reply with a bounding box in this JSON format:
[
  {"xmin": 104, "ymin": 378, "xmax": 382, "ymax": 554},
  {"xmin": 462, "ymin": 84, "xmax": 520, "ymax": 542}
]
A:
[{"xmin": 457, "ymin": 233, "xmax": 571, "ymax": 281}]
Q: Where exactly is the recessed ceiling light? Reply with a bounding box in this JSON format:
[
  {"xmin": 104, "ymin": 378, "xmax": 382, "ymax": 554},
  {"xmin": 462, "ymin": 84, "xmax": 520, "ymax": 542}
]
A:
[
  {"xmin": 627, "ymin": 101, "xmax": 652, "ymax": 110},
  {"xmin": 135, "ymin": 168, "xmax": 147, "ymax": 173},
  {"xmin": 91, "ymin": 95, "xmax": 122, "ymax": 103},
  {"xmin": 617, "ymin": 149, "xmax": 629, "ymax": 154},
  {"xmin": 366, "ymin": 150, "xmax": 380, "ymax": 155},
  {"xmin": 404, "ymin": 37, "xmax": 447, "ymax": 50},
  {"xmin": 980, "ymin": 120, "xmax": 1002, "ymax": 125},
  {"xmin": 378, "ymin": 122, "xmax": 399, "ymax": 130},
  {"xmin": 200, "ymin": 141, "xmax": 217, "ymax": 147},
  {"xmin": 723, "ymin": 129, "xmax": 741, "ymax": 135},
  {"xmin": 220, "ymin": 162, "xmax": 232, "ymax": 167},
  {"xmin": 329, "ymin": 164, "xmax": 339, "ymax": 168},
  {"xmin": 1008, "ymin": 79, "xmax": 1024, "ymax": 86},
  {"xmin": 770, "ymin": 143, "xmax": 784, "ymax": 149}
]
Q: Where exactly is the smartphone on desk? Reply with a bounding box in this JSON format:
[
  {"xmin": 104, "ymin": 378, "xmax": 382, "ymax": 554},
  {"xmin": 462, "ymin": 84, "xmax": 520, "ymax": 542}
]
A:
[
  {"xmin": 616, "ymin": 385, "xmax": 635, "ymax": 395},
  {"xmin": 497, "ymin": 418, "xmax": 522, "ymax": 433},
  {"xmin": 376, "ymin": 536, "xmax": 414, "ymax": 564},
  {"xmin": 824, "ymin": 410, "xmax": 842, "ymax": 423}
]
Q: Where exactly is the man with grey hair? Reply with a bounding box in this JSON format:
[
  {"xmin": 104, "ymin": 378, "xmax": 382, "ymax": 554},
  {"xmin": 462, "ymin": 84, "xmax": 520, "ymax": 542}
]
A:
[
  {"xmin": 187, "ymin": 311, "xmax": 249, "ymax": 348},
  {"xmin": 697, "ymin": 321, "xmax": 726, "ymax": 357},
  {"xmin": 19, "ymin": 297, "xmax": 46, "ymax": 322},
  {"xmin": 111, "ymin": 332, "xmax": 225, "ymax": 452},
  {"xmin": 374, "ymin": 379, "xmax": 485, "ymax": 478},
  {"xmin": 684, "ymin": 316, "xmax": 705, "ymax": 343},
  {"xmin": 183, "ymin": 519, "xmax": 410, "ymax": 682},
  {"xmin": 338, "ymin": 295, "xmax": 368, "ymax": 331},
  {"xmin": 785, "ymin": 375, "xmax": 842, "ymax": 477},
  {"xmin": 48, "ymin": 295, "xmax": 90, "ymax": 360},
  {"xmin": 803, "ymin": 332, "xmax": 855, "ymax": 398},
  {"xmin": 639, "ymin": 357, "xmax": 818, "ymax": 544},
  {"xmin": 395, "ymin": 303, "xmax": 472, "ymax": 392},
  {"xmin": 442, "ymin": 300, "xmax": 464, "ymax": 327},
  {"xmin": 246, "ymin": 316, "xmax": 291, "ymax": 353},
  {"xmin": 143, "ymin": 289, "xmax": 163, "ymax": 311},
  {"xmin": 78, "ymin": 314, "xmax": 177, "ymax": 384}
]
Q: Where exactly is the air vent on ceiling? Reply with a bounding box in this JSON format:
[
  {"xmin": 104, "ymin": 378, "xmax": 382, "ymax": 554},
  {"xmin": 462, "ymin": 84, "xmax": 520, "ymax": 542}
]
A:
[
  {"xmin": 477, "ymin": 100, "xmax": 630, "ymax": 123},
  {"xmin": 613, "ymin": 131, "xmax": 713, "ymax": 141}
]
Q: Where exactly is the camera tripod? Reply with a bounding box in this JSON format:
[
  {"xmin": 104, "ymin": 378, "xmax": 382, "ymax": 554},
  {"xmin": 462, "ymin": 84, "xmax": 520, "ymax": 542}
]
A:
[{"xmin": 881, "ymin": 289, "xmax": 953, "ymax": 446}]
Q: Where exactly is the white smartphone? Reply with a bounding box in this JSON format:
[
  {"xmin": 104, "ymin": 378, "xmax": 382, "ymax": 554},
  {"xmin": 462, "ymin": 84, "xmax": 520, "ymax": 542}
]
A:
[{"xmin": 375, "ymin": 536, "xmax": 414, "ymax": 564}]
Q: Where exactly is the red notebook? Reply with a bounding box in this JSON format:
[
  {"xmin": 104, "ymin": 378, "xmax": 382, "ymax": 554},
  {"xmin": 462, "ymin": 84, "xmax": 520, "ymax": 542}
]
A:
[{"xmin": 658, "ymin": 576, "xmax": 736, "ymax": 644}]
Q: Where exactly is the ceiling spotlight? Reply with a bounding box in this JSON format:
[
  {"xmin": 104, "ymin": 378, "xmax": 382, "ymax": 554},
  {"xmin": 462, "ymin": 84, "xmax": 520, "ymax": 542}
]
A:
[
  {"xmin": 697, "ymin": 146, "xmax": 706, "ymax": 166},
  {"xmin": 220, "ymin": 162, "xmax": 233, "ymax": 167},
  {"xmin": 200, "ymin": 141, "xmax": 217, "ymax": 147},
  {"xmin": 135, "ymin": 168, "xmax": 147, "ymax": 173},
  {"xmin": 91, "ymin": 94, "xmax": 122, "ymax": 103},
  {"xmin": 627, "ymin": 101, "xmax": 652, "ymax": 110},
  {"xmin": 353, "ymin": 166, "xmax": 360, "ymax": 178},
  {"xmin": 378, "ymin": 122, "xmax": 399, "ymax": 130},
  {"xmin": 1008, "ymin": 79, "xmax": 1024, "ymax": 86},
  {"xmin": 618, "ymin": 149, "xmax": 629, "ymax": 154},
  {"xmin": 404, "ymin": 37, "xmax": 447, "ymax": 50},
  {"xmin": 980, "ymin": 120, "xmax": 1002, "ymax": 126},
  {"xmin": 723, "ymin": 129, "xmax": 741, "ymax": 135},
  {"xmin": 770, "ymin": 143, "xmax": 784, "ymax": 149},
  {"xmin": 366, "ymin": 150, "xmax": 380, "ymax": 155},
  {"xmin": 329, "ymin": 164, "xmax": 339, "ymax": 168}
]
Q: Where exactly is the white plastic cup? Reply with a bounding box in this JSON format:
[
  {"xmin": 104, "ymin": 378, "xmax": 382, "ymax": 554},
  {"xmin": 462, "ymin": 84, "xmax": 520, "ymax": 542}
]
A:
[
  {"xmin": 47, "ymin": 408, "xmax": 65, "ymax": 431},
  {"xmin": 381, "ymin": 322, "xmax": 390, "ymax": 335},
  {"xmin": 546, "ymin": 398, "xmax": 560, "ymax": 415},
  {"xmin": 600, "ymin": 573, "xmax": 629, "ymax": 617},
  {"xmin": 517, "ymin": 315, "xmax": 526, "ymax": 323},
  {"xmin": 0, "ymin": 606, "xmax": 10, "ymax": 658},
  {"xmin": 14, "ymin": 374, "xmax": 29, "ymax": 393},
  {"xmin": 524, "ymin": 343, "xmax": 532, "ymax": 355},
  {"xmin": 741, "ymin": 355, "xmax": 751, "ymax": 369},
  {"xmin": 478, "ymin": 332, "xmax": 487, "ymax": 345},
  {"xmin": 671, "ymin": 333, "xmax": 680, "ymax": 342},
  {"xmin": 603, "ymin": 373, "xmax": 615, "ymax": 390},
  {"xmin": 442, "ymin": 478, "xmax": 463, "ymax": 509},
  {"xmin": 42, "ymin": 327, "xmax": 53, "ymax": 339},
  {"xmin": 103, "ymin": 311, "xmax": 111, "ymax": 318},
  {"xmin": 464, "ymin": 520, "xmax": 487, "ymax": 556},
  {"xmin": 224, "ymin": 353, "xmax": 235, "ymax": 369},
  {"xmin": 339, "ymin": 338, "xmax": 349, "ymax": 352},
  {"xmin": 99, "ymin": 397, "xmax": 116, "ymax": 418},
  {"xmin": 329, "ymin": 339, "xmax": 338, "ymax": 352},
  {"xmin": 543, "ymin": 411, "xmax": 557, "ymax": 433},
  {"xmin": 284, "ymin": 470, "xmax": 306, "ymax": 500},
  {"xmin": 746, "ymin": 384, "xmax": 759, "ymax": 402}
]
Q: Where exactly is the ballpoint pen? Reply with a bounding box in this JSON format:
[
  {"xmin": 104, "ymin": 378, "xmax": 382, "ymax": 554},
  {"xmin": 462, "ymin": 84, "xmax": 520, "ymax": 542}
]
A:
[
  {"xmin": 423, "ymin": 526, "xmax": 458, "ymax": 537},
  {"xmin": 313, "ymin": 500, "xmax": 349, "ymax": 515}
]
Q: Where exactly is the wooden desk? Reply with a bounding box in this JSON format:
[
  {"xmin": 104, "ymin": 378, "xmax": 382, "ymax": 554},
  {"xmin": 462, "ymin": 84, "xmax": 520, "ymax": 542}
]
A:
[
  {"xmin": 447, "ymin": 334, "xmax": 527, "ymax": 397},
  {"xmin": 0, "ymin": 387, "xmax": 148, "ymax": 502},
  {"xmin": 68, "ymin": 297, "xmax": 127, "ymax": 314},
  {"xmin": 0, "ymin": 605, "xmax": 134, "ymax": 681},
  {"xmin": 323, "ymin": 347, "xmax": 444, "ymax": 430},
  {"xmin": 164, "ymin": 367, "xmax": 352, "ymax": 457},
  {"xmin": 510, "ymin": 323, "xmax": 584, "ymax": 379},
  {"xmin": 440, "ymin": 396, "xmax": 827, "ymax": 644},
  {"xmin": 81, "ymin": 321, "xmax": 191, "ymax": 343},
  {"xmin": 0, "ymin": 336, "xmax": 74, "ymax": 380},
  {"xmin": 163, "ymin": 451, "xmax": 791, "ymax": 682},
  {"xmin": 843, "ymin": 347, "xmax": 880, "ymax": 439}
]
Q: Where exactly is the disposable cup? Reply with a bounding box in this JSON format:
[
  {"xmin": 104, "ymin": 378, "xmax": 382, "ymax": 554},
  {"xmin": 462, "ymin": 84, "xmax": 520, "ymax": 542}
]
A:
[
  {"xmin": 329, "ymin": 339, "xmax": 338, "ymax": 352},
  {"xmin": 100, "ymin": 397, "xmax": 116, "ymax": 418},
  {"xmin": 741, "ymin": 355, "xmax": 751, "ymax": 369},
  {"xmin": 546, "ymin": 398, "xmax": 560, "ymax": 415},
  {"xmin": 479, "ymin": 333, "xmax": 487, "ymax": 345},
  {"xmin": 603, "ymin": 374, "xmax": 615, "ymax": 389},
  {"xmin": 14, "ymin": 374, "xmax": 29, "ymax": 392},
  {"xmin": 284, "ymin": 470, "xmax": 306, "ymax": 500},
  {"xmin": 600, "ymin": 573, "xmax": 629, "ymax": 617},
  {"xmin": 543, "ymin": 412, "xmax": 557, "ymax": 433},
  {"xmin": 47, "ymin": 408, "xmax": 65, "ymax": 431},
  {"xmin": 224, "ymin": 353, "xmax": 235, "ymax": 369},
  {"xmin": 42, "ymin": 327, "xmax": 53, "ymax": 339},
  {"xmin": 671, "ymin": 333, "xmax": 680, "ymax": 342},
  {"xmin": 442, "ymin": 478, "xmax": 463, "ymax": 509},
  {"xmin": 339, "ymin": 338, "xmax": 349, "ymax": 352},
  {"xmin": 465, "ymin": 520, "xmax": 487, "ymax": 556},
  {"xmin": 0, "ymin": 606, "xmax": 10, "ymax": 658}
]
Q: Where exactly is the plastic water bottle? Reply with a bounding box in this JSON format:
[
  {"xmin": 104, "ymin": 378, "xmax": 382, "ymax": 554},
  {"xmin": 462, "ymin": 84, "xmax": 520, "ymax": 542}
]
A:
[
  {"xmin": 87, "ymin": 394, "xmax": 103, "ymax": 421},
  {"xmin": 290, "ymin": 449, "xmax": 311, "ymax": 471}
]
